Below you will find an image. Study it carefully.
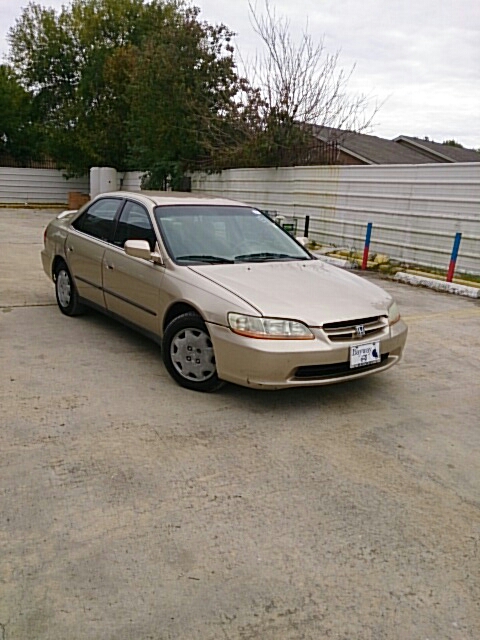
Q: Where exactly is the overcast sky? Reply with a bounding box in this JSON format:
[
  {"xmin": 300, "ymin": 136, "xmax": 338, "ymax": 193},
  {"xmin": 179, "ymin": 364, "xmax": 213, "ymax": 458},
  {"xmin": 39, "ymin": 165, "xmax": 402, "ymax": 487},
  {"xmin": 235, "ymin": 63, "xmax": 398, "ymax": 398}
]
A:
[{"xmin": 1, "ymin": 0, "xmax": 479, "ymax": 149}]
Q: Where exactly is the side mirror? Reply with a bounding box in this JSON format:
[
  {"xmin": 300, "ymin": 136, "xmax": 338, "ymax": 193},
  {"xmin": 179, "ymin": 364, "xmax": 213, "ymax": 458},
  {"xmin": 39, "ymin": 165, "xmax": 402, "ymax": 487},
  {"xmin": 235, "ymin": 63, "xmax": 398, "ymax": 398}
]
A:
[
  {"xmin": 124, "ymin": 239, "xmax": 156, "ymax": 262},
  {"xmin": 57, "ymin": 209, "xmax": 78, "ymax": 219}
]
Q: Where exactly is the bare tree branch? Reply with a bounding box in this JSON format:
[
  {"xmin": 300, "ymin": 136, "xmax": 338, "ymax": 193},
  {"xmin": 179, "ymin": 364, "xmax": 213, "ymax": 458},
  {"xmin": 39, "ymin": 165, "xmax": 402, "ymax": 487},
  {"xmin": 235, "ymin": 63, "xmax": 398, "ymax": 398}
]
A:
[{"xmin": 246, "ymin": 0, "xmax": 380, "ymax": 134}]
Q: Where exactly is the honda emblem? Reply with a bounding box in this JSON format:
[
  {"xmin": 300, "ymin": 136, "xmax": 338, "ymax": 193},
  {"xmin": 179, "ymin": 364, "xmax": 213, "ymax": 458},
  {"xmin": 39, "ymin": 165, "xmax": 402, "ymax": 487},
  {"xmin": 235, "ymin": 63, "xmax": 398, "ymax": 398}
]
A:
[{"xmin": 355, "ymin": 324, "xmax": 366, "ymax": 338}]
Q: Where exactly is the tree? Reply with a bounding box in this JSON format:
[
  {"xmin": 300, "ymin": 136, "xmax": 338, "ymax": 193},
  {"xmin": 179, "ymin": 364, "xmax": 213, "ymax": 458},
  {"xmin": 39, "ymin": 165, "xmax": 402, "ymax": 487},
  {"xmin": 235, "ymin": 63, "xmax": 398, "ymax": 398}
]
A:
[
  {"xmin": 442, "ymin": 139, "xmax": 464, "ymax": 148},
  {"xmin": 0, "ymin": 64, "xmax": 39, "ymax": 160},
  {"xmin": 7, "ymin": 0, "xmax": 249, "ymax": 178},
  {"xmin": 238, "ymin": 0, "xmax": 378, "ymax": 163},
  {"xmin": 8, "ymin": 0, "xmax": 184, "ymax": 173},
  {"xmin": 125, "ymin": 5, "xmax": 245, "ymax": 187},
  {"xmin": 7, "ymin": 0, "xmax": 380, "ymax": 177}
]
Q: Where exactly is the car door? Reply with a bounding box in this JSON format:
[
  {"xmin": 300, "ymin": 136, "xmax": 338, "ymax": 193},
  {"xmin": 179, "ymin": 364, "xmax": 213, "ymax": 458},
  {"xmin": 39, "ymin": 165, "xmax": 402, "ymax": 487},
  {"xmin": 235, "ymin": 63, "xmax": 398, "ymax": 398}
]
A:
[
  {"xmin": 66, "ymin": 197, "xmax": 124, "ymax": 307},
  {"xmin": 102, "ymin": 200, "xmax": 164, "ymax": 334}
]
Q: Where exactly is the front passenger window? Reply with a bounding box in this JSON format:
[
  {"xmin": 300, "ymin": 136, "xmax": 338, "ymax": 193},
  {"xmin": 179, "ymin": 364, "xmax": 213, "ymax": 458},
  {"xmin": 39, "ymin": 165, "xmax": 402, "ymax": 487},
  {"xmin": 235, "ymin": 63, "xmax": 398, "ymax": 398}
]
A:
[{"xmin": 113, "ymin": 201, "xmax": 157, "ymax": 251}]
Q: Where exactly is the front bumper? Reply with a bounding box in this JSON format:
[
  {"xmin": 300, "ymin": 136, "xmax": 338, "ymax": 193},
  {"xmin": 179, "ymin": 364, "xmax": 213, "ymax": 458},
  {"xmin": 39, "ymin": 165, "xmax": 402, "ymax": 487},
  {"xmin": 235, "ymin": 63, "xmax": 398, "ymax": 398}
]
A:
[{"xmin": 209, "ymin": 319, "xmax": 408, "ymax": 389}]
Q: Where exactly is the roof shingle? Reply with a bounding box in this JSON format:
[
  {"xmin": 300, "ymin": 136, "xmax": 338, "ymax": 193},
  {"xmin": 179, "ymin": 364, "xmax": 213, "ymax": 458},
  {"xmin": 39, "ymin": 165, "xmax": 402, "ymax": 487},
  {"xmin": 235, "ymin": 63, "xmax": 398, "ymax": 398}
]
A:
[
  {"xmin": 308, "ymin": 126, "xmax": 480, "ymax": 165},
  {"xmin": 394, "ymin": 136, "xmax": 480, "ymax": 162},
  {"xmin": 310, "ymin": 126, "xmax": 436, "ymax": 164}
]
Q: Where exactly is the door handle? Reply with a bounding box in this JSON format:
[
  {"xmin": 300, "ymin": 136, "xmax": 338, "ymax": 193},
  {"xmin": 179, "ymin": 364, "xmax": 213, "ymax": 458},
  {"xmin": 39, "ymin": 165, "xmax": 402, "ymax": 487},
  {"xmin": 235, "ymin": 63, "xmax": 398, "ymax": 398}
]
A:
[
  {"xmin": 105, "ymin": 263, "xmax": 114, "ymax": 270},
  {"xmin": 66, "ymin": 245, "xmax": 73, "ymax": 252}
]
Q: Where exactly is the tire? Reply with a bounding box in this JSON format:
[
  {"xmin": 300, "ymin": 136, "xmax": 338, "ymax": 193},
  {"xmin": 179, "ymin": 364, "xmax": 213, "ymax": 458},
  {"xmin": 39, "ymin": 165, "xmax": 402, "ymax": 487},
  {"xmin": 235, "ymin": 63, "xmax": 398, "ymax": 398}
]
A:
[
  {"xmin": 162, "ymin": 312, "xmax": 224, "ymax": 392},
  {"xmin": 54, "ymin": 262, "xmax": 85, "ymax": 316}
]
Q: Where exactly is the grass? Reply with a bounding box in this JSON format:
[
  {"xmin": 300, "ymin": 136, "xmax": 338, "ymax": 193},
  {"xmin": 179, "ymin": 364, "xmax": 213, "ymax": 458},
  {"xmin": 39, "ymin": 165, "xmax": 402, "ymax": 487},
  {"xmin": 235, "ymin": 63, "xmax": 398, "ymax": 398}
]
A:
[{"xmin": 306, "ymin": 241, "xmax": 480, "ymax": 285}]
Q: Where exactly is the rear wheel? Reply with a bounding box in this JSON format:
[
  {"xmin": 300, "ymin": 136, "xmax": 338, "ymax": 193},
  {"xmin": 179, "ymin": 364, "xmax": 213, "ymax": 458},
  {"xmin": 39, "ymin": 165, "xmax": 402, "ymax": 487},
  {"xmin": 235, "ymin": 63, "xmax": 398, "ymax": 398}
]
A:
[
  {"xmin": 54, "ymin": 262, "xmax": 85, "ymax": 316},
  {"xmin": 162, "ymin": 312, "xmax": 224, "ymax": 392}
]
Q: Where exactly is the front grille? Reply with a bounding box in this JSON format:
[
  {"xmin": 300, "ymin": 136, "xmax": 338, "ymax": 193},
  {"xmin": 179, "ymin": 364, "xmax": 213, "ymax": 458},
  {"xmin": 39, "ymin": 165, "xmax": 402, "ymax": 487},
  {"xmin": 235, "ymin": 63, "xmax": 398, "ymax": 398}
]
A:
[
  {"xmin": 294, "ymin": 354, "xmax": 390, "ymax": 380},
  {"xmin": 322, "ymin": 315, "xmax": 387, "ymax": 342}
]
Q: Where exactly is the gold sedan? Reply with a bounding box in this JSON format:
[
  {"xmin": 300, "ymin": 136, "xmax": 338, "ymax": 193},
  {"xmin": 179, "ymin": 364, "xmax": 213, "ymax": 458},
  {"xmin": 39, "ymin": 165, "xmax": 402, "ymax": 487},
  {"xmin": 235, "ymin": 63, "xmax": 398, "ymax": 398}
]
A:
[{"xmin": 42, "ymin": 191, "xmax": 407, "ymax": 392}]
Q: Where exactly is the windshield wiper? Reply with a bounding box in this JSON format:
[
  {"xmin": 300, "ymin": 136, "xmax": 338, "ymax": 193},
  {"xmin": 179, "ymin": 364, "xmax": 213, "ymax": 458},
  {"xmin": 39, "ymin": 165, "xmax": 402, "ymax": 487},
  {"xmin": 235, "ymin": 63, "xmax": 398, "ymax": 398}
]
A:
[
  {"xmin": 176, "ymin": 254, "xmax": 234, "ymax": 264},
  {"xmin": 234, "ymin": 252, "xmax": 308, "ymax": 262}
]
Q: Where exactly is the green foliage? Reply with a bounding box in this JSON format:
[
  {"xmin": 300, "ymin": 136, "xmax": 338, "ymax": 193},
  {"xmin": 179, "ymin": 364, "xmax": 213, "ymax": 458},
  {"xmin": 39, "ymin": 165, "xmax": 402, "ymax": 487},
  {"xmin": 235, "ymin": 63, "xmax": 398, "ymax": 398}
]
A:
[
  {"xmin": 0, "ymin": 64, "xmax": 39, "ymax": 160},
  {"xmin": 7, "ymin": 0, "xmax": 251, "ymax": 177},
  {"xmin": 442, "ymin": 139, "xmax": 464, "ymax": 148},
  {"xmin": 126, "ymin": 4, "xmax": 242, "ymax": 180},
  {"xmin": 8, "ymin": 0, "xmax": 152, "ymax": 172},
  {"xmin": 6, "ymin": 0, "xmax": 347, "ymax": 177}
]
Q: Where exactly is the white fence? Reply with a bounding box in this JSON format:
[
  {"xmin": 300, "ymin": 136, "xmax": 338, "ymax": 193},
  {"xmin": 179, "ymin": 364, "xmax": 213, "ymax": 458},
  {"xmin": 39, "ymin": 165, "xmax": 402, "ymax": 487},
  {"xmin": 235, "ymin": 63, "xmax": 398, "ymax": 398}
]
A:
[
  {"xmin": 120, "ymin": 171, "xmax": 143, "ymax": 191},
  {"xmin": 1, "ymin": 164, "xmax": 479, "ymax": 274},
  {"xmin": 0, "ymin": 167, "xmax": 89, "ymax": 204},
  {"xmin": 191, "ymin": 164, "xmax": 480, "ymax": 275}
]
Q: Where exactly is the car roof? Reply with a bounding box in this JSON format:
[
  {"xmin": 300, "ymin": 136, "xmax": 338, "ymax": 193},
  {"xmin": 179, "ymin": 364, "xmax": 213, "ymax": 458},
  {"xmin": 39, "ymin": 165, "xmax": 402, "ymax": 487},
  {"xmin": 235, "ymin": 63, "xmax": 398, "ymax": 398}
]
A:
[{"xmin": 98, "ymin": 190, "xmax": 248, "ymax": 208}]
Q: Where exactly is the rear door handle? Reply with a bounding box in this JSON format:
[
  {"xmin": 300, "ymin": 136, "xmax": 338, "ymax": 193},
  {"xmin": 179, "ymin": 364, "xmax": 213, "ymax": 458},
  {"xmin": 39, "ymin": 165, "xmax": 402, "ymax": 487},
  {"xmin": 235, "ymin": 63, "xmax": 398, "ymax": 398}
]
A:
[{"xmin": 66, "ymin": 245, "xmax": 74, "ymax": 252}]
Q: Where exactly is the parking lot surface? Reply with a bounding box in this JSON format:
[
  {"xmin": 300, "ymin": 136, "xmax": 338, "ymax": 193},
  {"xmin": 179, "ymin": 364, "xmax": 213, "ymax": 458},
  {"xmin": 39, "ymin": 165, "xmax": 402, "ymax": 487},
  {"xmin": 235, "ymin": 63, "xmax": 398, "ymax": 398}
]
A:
[{"xmin": 1, "ymin": 208, "xmax": 479, "ymax": 640}]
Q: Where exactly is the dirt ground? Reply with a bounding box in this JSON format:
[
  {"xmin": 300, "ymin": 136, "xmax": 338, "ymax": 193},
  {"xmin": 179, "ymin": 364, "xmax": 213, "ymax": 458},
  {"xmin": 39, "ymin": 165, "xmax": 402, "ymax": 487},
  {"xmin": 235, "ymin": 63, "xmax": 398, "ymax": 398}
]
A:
[{"xmin": 1, "ymin": 208, "xmax": 479, "ymax": 640}]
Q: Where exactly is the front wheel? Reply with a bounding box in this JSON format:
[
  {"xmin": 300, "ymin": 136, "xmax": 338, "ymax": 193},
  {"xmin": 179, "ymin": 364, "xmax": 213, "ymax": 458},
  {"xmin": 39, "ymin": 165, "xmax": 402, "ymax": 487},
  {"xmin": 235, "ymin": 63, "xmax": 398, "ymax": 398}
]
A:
[
  {"xmin": 55, "ymin": 263, "xmax": 85, "ymax": 316},
  {"xmin": 162, "ymin": 312, "xmax": 224, "ymax": 392}
]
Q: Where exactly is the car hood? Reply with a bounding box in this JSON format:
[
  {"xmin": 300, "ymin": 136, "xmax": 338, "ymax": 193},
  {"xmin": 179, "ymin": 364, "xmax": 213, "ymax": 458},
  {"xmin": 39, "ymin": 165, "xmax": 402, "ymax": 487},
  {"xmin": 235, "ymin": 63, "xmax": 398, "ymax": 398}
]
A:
[{"xmin": 190, "ymin": 260, "xmax": 392, "ymax": 326}]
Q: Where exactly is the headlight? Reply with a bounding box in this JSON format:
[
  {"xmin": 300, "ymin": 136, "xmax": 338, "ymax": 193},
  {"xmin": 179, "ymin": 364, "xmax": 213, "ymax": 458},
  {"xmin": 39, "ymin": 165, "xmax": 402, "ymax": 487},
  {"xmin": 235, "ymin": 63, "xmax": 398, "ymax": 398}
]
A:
[
  {"xmin": 228, "ymin": 313, "xmax": 314, "ymax": 340},
  {"xmin": 388, "ymin": 301, "xmax": 400, "ymax": 325}
]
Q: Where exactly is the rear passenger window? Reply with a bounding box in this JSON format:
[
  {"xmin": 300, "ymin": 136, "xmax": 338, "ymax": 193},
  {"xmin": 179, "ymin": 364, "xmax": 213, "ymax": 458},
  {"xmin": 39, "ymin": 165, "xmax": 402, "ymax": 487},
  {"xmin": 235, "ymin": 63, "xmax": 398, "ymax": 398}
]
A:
[
  {"xmin": 113, "ymin": 201, "xmax": 157, "ymax": 251},
  {"xmin": 73, "ymin": 198, "xmax": 121, "ymax": 242}
]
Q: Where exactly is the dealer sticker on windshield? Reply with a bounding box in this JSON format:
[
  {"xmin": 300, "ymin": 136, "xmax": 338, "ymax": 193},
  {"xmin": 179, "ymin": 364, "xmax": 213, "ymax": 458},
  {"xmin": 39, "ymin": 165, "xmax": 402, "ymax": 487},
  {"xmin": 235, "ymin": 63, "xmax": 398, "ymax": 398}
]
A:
[{"xmin": 350, "ymin": 341, "xmax": 381, "ymax": 368}]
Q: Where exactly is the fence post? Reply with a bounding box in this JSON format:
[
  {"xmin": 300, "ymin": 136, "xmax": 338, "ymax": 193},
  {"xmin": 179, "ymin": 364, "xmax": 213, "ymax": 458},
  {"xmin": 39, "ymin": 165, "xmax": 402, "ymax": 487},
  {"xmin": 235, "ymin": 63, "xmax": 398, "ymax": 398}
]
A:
[
  {"xmin": 446, "ymin": 232, "xmax": 462, "ymax": 282},
  {"xmin": 361, "ymin": 222, "xmax": 373, "ymax": 270},
  {"xmin": 303, "ymin": 215, "xmax": 310, "ymax": 237}
]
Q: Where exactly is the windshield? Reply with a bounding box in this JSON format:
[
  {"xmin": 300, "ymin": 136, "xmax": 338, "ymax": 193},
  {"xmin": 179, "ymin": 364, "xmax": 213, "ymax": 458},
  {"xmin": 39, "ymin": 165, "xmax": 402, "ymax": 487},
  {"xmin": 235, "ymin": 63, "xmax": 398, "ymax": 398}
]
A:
[{"xmin": 154, "ymin": 205, "xmax": 311, "ymax": 264}]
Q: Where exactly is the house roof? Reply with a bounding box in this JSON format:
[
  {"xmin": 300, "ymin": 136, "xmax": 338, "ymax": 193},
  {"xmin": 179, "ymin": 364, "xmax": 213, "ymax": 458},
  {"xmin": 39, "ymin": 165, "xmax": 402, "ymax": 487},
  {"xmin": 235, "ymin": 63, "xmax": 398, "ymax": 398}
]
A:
[
  {"xmin": 310, "ymin": 126, "xmax": 436, "ymax": 165},
  {"xmin": 394, "ymin": 136, "xmax": 480, "ymax": 163}
]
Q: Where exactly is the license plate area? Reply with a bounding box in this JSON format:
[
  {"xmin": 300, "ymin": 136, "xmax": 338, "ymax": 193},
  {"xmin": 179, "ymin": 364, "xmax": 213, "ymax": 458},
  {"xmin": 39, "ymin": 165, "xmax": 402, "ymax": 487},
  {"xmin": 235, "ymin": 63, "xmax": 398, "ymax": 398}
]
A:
[{"xmin": 350, "ymin": 341, "xmax": 381, "ymax": 368}]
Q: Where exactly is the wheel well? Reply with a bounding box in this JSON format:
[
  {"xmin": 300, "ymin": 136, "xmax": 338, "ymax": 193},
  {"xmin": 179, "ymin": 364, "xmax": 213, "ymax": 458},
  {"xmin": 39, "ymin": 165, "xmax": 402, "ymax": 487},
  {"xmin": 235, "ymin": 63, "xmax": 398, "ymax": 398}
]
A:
[
  {"xmin": 163, "ymin": 302, "xmax": 201, "ymax": 332},
  {"xmin": 52, "ymin": 256, "xmax": 67, "ymax": 279}
]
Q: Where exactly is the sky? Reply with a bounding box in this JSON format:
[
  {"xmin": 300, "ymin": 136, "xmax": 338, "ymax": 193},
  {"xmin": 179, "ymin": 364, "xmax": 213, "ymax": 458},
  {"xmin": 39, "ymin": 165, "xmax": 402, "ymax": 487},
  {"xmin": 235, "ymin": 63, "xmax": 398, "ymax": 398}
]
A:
[{"xmin": 1, "ymin": 0, "xmax": 479, "ymax": 149}]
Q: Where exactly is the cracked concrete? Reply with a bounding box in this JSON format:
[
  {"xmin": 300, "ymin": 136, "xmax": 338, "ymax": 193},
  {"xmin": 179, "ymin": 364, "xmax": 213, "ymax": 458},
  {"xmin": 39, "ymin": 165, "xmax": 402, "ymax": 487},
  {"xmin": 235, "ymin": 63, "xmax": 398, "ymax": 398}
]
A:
[{"xmin": 1, "ymin": 208, "xmax": 479, "ymax": 639}]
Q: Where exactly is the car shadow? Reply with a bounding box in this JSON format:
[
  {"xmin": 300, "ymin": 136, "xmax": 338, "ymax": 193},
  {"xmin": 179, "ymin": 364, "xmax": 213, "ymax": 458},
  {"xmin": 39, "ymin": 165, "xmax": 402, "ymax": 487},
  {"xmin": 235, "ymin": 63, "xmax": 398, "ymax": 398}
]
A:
[
  {"xmin": 218, "ymin": 375, "xmax": 380, "ymax": 411},
  {"xmin": 71, "ymin": 306, "xmax": 393, "ymax": 411},
  {"xmin": 73, "ymin": 306, "xmax": 159, "ymax": 352}
]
